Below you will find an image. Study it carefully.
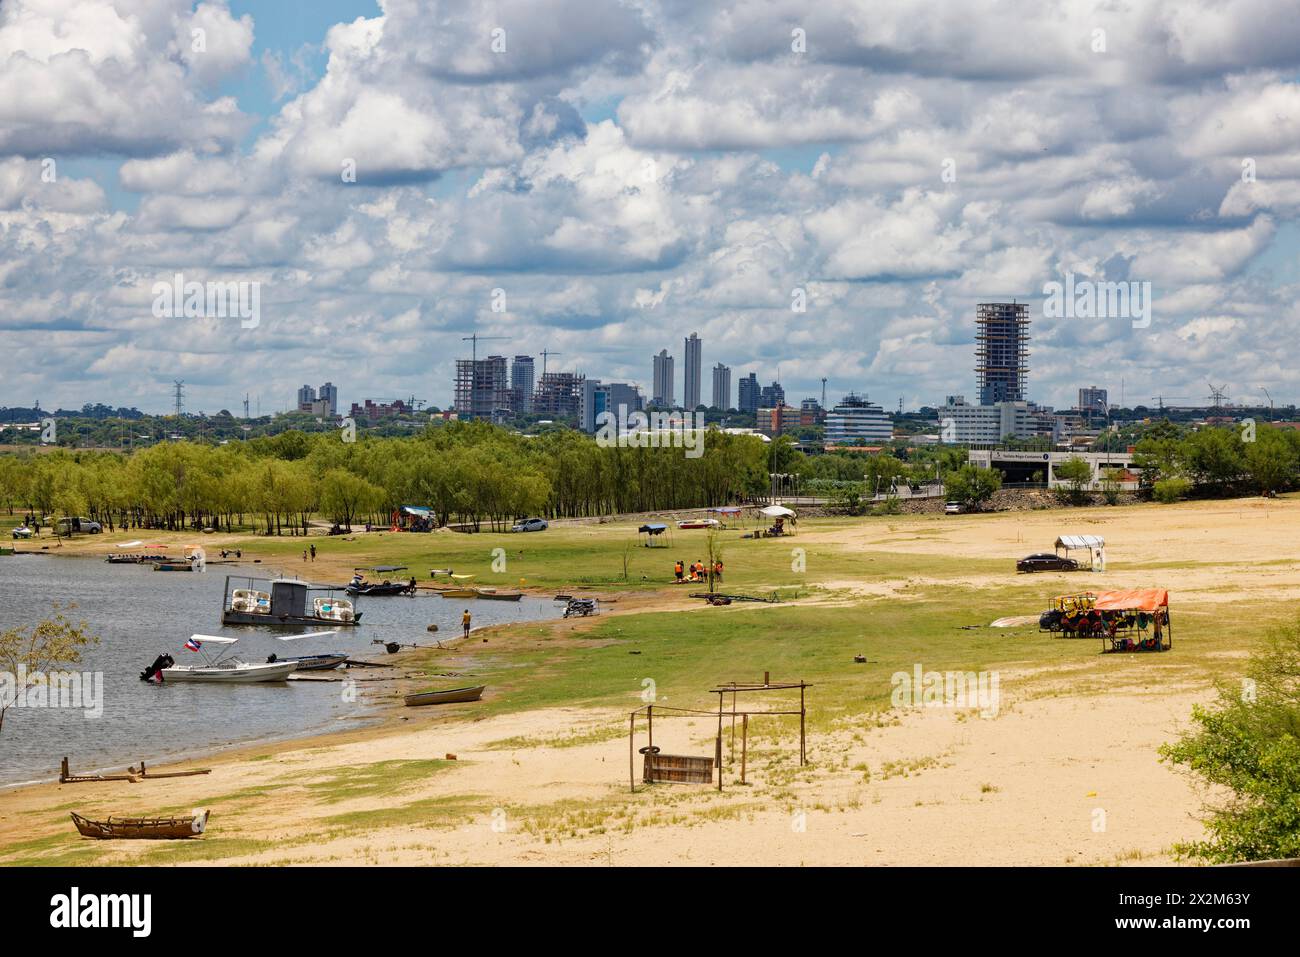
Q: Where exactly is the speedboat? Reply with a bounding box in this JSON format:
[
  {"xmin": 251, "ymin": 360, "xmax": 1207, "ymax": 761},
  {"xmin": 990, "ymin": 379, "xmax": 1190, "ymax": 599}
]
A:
[
  {"xmin": 154, "ymin": 632, "xmax": 335, "ymax": 683},
  {"xmin": 163, "ymin": 658, "xmax": 299, "ymax": 683},
  {"xmin": 222, "ymin": 576, "xmax": 360, "ymax": 627}
]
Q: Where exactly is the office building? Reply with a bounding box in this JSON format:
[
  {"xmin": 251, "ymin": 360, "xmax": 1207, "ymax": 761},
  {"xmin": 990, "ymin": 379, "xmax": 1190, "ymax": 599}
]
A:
[
  {"xmin": 318, "ymin": 382, "xmax": 338, "ymax": 415},
  {"xmin": 582, "ymin": 380, "xmax": 644, "ymax": 433},
  {"xmin": 532, "ymin": 371, "xmax": 586, "ymax": 420},
  {"xmin": 296, "ymin": 384, "xmax": 316, "ymax": 411},
  {"xmin": 652, "ymin": 349, "xmax": 674, "ymax": 407},
  {"xmin": 760, "ymin": 382, "xmax": 785, "ymax": 409},
  {"xmin": 825, "ymin": 393, "xmax": 892, "ymax": 444},
  {"xmin": 738, "ymin": 373, "xmax": 760, "ymax": 414},
  {"xmin": 1078, "ymin": 386, "xmax": 1108, "ymax": 420}
]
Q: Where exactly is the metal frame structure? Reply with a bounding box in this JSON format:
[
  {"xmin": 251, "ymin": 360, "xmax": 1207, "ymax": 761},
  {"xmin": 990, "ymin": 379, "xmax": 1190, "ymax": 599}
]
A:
[{"xmin": 627, "ymin": 673, "xmax": 811, "ymax": 792}]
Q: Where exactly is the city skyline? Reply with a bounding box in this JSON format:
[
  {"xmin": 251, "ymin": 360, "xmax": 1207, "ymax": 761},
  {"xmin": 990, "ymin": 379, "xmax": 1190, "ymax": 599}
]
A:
[{"xmin": 4, "ymin": 1, "xmax": 1300, "ymax": 417}]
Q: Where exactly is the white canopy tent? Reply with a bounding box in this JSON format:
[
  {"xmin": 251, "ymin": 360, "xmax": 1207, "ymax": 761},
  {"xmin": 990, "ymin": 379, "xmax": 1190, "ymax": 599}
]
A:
[
  {"xmin": 1055, "ymin": 534, "xmax": 1105, "ymax": 572},
  {"xmin": 759, "ymin": 505, "xmax": 796, "ymax": 518}
]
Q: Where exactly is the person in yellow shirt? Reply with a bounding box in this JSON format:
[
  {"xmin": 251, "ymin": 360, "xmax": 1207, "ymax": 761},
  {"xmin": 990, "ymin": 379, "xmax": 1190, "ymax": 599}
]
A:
[{"xmin": 462, "ymin": 609, "xmax": 472, "ymax": 638}]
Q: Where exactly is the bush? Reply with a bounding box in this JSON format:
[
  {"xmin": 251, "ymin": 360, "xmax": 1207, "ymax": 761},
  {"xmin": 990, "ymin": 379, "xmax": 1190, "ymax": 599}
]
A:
[
  {"xmin": 1161, "ymin": 620, "xmax": 1300, "ymax": 863},
  {"xmin": 1152, "ymin": 476, "xmax": 1192, "ymax": 503},
  {"xmin": 870, "ymin": 496, "xmax": 902, "ymax": 516}
]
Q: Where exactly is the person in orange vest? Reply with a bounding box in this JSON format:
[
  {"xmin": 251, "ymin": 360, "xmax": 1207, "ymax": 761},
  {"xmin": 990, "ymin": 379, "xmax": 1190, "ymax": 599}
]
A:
[
  {"xmin": 674, "ymin": 560, "xmax": 684, "ymax": 582},
  {"xmin": 713, "ymin": 560, "xmax": 723, "ymax": 583},
  {"xmin": 695, "ymin": 560, "xmax": 705, "ymax": 581}
]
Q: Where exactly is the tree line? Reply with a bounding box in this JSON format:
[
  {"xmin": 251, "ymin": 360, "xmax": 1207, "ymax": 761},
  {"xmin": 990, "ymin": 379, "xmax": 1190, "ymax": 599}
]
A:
[{"xmin": 0, "ymin": 421, "xmax": 775, "ymax": 534}]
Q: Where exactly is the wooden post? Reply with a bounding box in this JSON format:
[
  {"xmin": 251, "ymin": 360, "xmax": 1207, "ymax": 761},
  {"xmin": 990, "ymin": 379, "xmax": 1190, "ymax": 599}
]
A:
[
  {"xmin": 799, "ymin": 681, "xmax": 806, "ymax": 765},
  {"xmin": 715, "ymin": 691, "xmax": 724, "ymax": 791},
  {"xmin": 729, "ymin": 689, "xmax": 736, "ymax": 763},
  {"xmin": 60, "ymin": 756, "xmax": 69, "ymax": 783},
  {"xmin": 629, "ymin": 712, "xmax": 635, "ymax": 793},
  {"xmin": 740, "ymin": 714, "xmax": 748, "ymax": 784},
  {"xmin": 647, "ymin": 704, "xmax": 653, "ymax": 754}
]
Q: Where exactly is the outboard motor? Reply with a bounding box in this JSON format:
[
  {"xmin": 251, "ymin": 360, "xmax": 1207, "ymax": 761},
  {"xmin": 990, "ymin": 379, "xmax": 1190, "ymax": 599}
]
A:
[{"xmin": 139, "ymin": 653, "xmax": 175, "ymax": 682}]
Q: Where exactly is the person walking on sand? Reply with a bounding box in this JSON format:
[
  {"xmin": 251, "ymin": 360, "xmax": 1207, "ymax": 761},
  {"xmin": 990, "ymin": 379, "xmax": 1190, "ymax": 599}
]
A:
[
  {"xmin": 302, "ymin": 549, "xmax": 308, "ymax": 562},
  {"xmin": 462, "ymin": 609, "xmax": 472, "ymax": 638},
  {"xmin": 309, "ymin": 543, "xmax": 316, "ymax": 561}
]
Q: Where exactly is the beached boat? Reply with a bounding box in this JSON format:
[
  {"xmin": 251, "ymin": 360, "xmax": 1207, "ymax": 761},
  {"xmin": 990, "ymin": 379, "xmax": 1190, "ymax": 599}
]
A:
[
  {"xmin": 678, "ymin": 518, "xmax": 721, "ymax": 529},
  {"xmin": 153, "ymin": 561, "xmax": 193, "ymax": 571},
  {"xmin": 474, "ymin": 588, "xmax": 522, "ymax": 601},
  {"xmin": 71, "ymin": 810, "xmax": 208, "ymax": 840},
  {"xmin": 221, "ymin": 575, "xmax": 360, "ymax": 627},
  {"xmin": 403, "ymin": 685, "xmax": 486, "ymax": 707},
  {"xmin": 276, "ymin": 652, "xmax": 348, "ymax": 671},
  {"xmin": 438, "ymin": 588, "xmax": 479, "ymax": 598}
]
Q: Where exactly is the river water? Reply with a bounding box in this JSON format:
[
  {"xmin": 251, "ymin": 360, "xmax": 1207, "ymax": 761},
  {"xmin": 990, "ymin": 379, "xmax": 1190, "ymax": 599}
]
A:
[{"xmin": 0, "ymin": 555, "xmax": 562, "ymax": 787}]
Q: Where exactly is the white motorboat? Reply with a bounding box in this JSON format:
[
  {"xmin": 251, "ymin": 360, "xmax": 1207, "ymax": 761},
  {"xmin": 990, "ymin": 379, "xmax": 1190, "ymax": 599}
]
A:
[{"xmin": 155, "ymin": 634, "xmax": 318, "ymax": 683}]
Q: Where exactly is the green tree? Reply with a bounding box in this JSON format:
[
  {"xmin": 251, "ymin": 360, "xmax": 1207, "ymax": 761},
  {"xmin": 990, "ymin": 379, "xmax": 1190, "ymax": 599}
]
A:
[
  {"xmin": 944, "ymin": 465, "xmax": 1002, "ymax": 510},
  {"xmin": 1161, "ymin": 619, "xmax": 1300, "ymax": 863}
]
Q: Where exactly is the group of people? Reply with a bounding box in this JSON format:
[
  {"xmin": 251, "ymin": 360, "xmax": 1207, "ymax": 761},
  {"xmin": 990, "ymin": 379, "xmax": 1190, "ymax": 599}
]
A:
[{"xmin": 674, "ymin": 558, "xmax": 723, "ymax": 584}]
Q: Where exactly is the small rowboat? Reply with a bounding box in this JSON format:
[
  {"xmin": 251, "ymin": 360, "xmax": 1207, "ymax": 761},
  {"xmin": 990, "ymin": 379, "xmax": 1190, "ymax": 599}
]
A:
[
  {"xmin": 474, "ymin": 588, "xmax": 522, "ymax": 601},
  {"xmin": 403, "ymin": 685, "xmax": 486, "ymax": 707},
  {"xmin": 277, "ymin": 653, "xmax": 348, "ymax": 671},
  {"xmin": 153, "ymin": 561, "xmax": 193, "ymax": 572},
  {"xmin": 438, "ymin": 588, "xmax": 478, "ymax": 598},
  {"xmin": 71, "ymin": 810, "xmax": 209, "ymax": 840}
]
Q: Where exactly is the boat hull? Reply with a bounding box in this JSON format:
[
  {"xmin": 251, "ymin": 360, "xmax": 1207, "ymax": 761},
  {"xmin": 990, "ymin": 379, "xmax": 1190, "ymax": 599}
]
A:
[
  {"xmin": 281, "ymin": 653, "xmax": 348, "ymax": 671},
  {"xmin": 403, "ymin": 685, "xmax": 486, "ymax": 707},
  {"xmin": 72, "ymin": 810, "xmax": 208, "ymax": 840},
  {"xmin": 161, "ymin": 661, "xmax": 299, "ymax": 683},
  {"xmin": 475, "ymin": 589, "xmax": 522, "ymax": 600},
  {"xmin": 437, "ymin": 589, "xmax": 478, "ymax": 598},
  {"xmin": 222, "ymin": 611, "xmax": 361, "ymax": 627}
]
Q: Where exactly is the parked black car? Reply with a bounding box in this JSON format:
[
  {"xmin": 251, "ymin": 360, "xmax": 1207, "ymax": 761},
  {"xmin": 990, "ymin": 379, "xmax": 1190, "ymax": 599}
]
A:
[{"xmin": 1016, "ymin": 553, "xmax": 1079, "ymax": 573}]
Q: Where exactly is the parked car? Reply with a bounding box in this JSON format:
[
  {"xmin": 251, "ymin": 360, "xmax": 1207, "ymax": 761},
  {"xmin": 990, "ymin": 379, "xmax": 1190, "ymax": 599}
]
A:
[
  {"xmin": 56, "ymin": 516, "xmax": 102, "ymax": 535},
  {"xmin": 943, "ymin": 502, "xmax": 963, "ymax": 514},
  {"xmin": 511, "ymin": 517, "xmax": 548, "ymax": 532},
  {"xmin": 1016, "ymin": 553, "xmax": 1080, "ymax": 573}
]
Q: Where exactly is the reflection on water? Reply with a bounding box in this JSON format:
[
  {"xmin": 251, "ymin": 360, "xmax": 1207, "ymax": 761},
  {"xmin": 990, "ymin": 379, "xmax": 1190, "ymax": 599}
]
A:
[{"xmin": 0, "ymin": 556, "xmax": 562, "ymax": 786}]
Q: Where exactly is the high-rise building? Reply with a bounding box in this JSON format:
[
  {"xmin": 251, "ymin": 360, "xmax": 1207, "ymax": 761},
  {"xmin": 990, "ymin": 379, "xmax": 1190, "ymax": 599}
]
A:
[
  {"xmin": 711, "ymin": 363, "xmax": 731, "ymax": 410},
  {"xmin": 975, "ymin": 302, "xmax": 1030, "ymax": 405},
  {"xmin": 652, "ymin": 349, "xmax": 674, "ymax": 407},
  {"xmin": 582, "ymin": 380, "xmax": 644, "ymax": 432},
  {"xmin": 683, "ymin": 332, "xmax": 702, "ymax": 409},
  {"xmin": 511, "ymin": 356, "xmax": 536, "ymax": 413},
  {"xmin": 825, "ymin": 393, "xmax": 892, "ymax": 444},
  {"xmin": 1078, "ymin": 386, "xmax": 1107, "ymax": 418},
  {"xmin": 318, "ymin": 382, "xmax": 338, "ymax": 416},
  {"xmin": 738, "ymin": 373, "xmax": 760, "ymax": 414},
  {"xmin": 760, "ymin": 381, "xmax": 785, "ymax": 409},
  {"xmin": 454, "ymin": 355, "xmax": 510, "ymax": 419},
  {"xmin": 296, "ymin": 384, "xmax": 316, "ymax": 411}
]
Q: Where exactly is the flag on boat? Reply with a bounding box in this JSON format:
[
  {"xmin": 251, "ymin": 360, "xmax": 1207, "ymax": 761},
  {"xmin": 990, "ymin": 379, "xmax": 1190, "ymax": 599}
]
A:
[{"xmin": 184, "ymin": 637, "xmax": 202, "ymax": 652}]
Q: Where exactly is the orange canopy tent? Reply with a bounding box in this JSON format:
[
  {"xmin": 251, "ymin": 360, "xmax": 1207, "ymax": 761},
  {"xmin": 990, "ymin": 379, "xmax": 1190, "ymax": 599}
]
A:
[{"xmin": 1092, "ymin": 589, "xmax": 1168, "ymax": 612}]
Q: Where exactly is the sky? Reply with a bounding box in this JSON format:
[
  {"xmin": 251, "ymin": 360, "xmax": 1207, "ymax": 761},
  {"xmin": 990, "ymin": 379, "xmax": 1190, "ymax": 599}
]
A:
[{"xmin": 2, "ymin": 0, "xmax": 1300, "ymax": 416}]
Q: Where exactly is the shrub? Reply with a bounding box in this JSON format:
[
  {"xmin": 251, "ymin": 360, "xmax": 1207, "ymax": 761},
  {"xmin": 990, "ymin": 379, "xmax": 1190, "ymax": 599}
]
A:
[{"xmin": 1152, "ymin": 476, "xmax": 1192, "ymax": 503}]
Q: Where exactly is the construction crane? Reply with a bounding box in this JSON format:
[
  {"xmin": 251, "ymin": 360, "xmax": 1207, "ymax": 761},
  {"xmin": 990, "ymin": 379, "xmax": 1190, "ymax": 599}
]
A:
[
  {"xmin": 540, "ymin": 348, "xmax": 563, "ymax": 378},
  {"xmin": 461, "ymin": 333, "xmax": 510, "ymax": 364},
  {"xmin": 1261, "ymin": 386, "xmax": 1274, "ymax": 416}
]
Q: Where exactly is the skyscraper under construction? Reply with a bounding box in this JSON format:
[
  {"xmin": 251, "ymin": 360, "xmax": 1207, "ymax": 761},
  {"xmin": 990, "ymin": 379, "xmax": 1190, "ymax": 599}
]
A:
[{"xmin": 975, "ymin": 302, "xmax": 1030, "ymax": 405}]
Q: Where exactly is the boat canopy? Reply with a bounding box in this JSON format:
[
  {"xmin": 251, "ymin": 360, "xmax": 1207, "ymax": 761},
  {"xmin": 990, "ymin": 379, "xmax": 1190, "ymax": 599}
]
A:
[
  {"xmin": 759, "ymin": 505, "xmax": 796, "ymax": 517},
  {"xmin": 639, "ymin": 523, "xmax": 668, "ymax": 534},
  {"xmin": 357, "ymin": 565, "xmax": 408, "ymax": 573},
  {"xmin": 1055, "ymin": 534, "xmax": 1105, "ymax": 550},
  {"xmin": 115, "ymin": 540, "xmax": 144, "ymax": 548},
  {"xmin": 400, "ymin": 505, "xmax": 433, "ymax": 517},
  {"xmin": 1092, "ymin": 589, "xmax": 1168, "ymax": 612},
  {"xmin": 189, "ymin": 634, "xmax": 240, "ymax": 645}
]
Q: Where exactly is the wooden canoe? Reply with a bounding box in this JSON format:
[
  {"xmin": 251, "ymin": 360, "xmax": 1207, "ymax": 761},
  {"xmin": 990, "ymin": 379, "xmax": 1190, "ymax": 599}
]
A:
[
  {"xmin": 474, "ymin": 588, "xmax": 522, "ymax": 600},
  {"xmin": 71, "ymin": 809, "xmax": 209, "ymax": 840},
  {"xmin": 437, "ymin": 589, "xmax": 478, "ymax": 598},
  {"xmin": 403, "ymin": 685, "xmax": 486, "ymax": 707}
]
